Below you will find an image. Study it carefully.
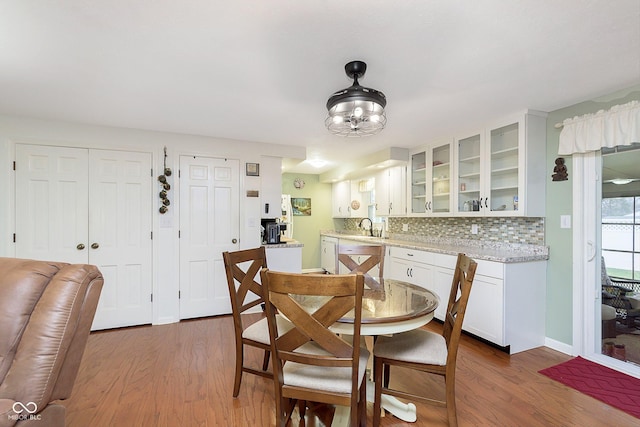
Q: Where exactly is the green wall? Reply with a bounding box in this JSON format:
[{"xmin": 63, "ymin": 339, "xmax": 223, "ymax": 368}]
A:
[
  {"xmin": 282, "ymin": 173, "xmax": 333, "ymax": 270},
  {"xmin": 544, "ymin": 85, "xmax": 640, "ymax": 345}
]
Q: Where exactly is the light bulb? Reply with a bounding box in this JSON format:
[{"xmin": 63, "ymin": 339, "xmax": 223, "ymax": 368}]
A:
[
  {"xmin": 332, "ymin": 115, "xmax": 343, "ymax": 124},
  {"xmin": 353, "ymin": 107, "xmax": 363, "ymax": 118},
  {"xmin": 370, "ymin": 115, "xmax": 380, "ymax": 123}
]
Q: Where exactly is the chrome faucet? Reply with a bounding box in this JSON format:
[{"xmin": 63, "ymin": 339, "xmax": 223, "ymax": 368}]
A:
[{"xmin": 358, "ymin": 217, "xmax": 373, "ymax": 237}]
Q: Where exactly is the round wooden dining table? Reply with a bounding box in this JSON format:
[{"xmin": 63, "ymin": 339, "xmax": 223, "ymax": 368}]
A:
[
  {"xmin": 292, "ymin": 277, "xmax": 440, "ymax": 335},
  {"xmin": 292, "ymin": 277, "xmax": 440, "ymax": 425}
]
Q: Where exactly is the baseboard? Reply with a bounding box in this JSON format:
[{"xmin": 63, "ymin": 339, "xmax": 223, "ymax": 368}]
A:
[{"xmin": 544, "ymin": 337, "xmax": 573, "ymax": 355}]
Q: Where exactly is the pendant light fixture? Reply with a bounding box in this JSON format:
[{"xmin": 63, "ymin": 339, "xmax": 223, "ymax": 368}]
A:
[{"xmin": 325, "ymin": 60, "xmax": 387, "ymax": 137}]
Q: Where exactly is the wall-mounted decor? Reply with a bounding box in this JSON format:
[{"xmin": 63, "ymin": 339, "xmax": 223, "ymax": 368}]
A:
[
  {"xmin": 292, "ymin": 197, "xmax": 311, "ymax": 216},
  {"xmin": 158, "ymin": 146, "xmax": 172, "ymax": 213},
  {"xmin": 246, "ymin": 162, "xmax": 260, "ymax": 176},
  {"xmin": 293, "ymin": 177, "xmax": 305, "ymax": 189},
  {"xmin": 552, "ymin": 157, "xmax": 568, "ymax": 181}
]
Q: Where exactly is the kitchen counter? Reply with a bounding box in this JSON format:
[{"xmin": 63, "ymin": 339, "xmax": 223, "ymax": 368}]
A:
[
  {"xmin": 320, "ymin": 231, "xmax": 548, "ymax": 263},
  {"xmin": 262, "ymin": 240, "xmax": 303, "ymax": 249},
  {"xmin": 263, "ymin": 240, "xmax": 303, "ymax": 273}
]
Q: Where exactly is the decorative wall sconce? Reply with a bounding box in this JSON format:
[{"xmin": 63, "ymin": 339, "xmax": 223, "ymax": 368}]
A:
[
  {"xmin": 551, "ymin": 157, "xmax": 568, "ymax": 181},
  {"xmin": 159, "ymin": 147, "xmax": 172, "ymax": 213}
]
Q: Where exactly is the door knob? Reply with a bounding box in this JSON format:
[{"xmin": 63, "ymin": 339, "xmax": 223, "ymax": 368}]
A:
[
  {"xmin": 232, "ymin": 238, "xmax": 238, "ymax": 244},
  {"xmin": 91, "ymin": 243, "xmax": 99, "ymax": 249},
  {"xmin": 77, "ymin": 243, "xmax": 85, "ymax": 250}
]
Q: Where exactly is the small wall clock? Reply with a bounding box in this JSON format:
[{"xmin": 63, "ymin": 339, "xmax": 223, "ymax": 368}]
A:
[{"xmin": 294, "ymin": 178, "xmax": 305, "ymax": 189}]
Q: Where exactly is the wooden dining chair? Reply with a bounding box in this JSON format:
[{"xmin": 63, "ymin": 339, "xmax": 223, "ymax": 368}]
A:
[
  {"xmin": 336, "ymin": 244, "xmax": 385, "ymax": 290},
  {"xmin": 260, "ymin": 269, "xmax": 368, "ymax": 427},
  {"xmin": 372, "ymin": 253, "xmax": 477, "ymax": 427},
  {"xmin": 222, "ymin": 247, "xmax": 293, "ymax": 397}
]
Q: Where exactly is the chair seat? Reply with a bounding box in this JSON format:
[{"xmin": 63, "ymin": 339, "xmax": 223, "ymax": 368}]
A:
[
  {"xmin": 283, "ymin": 342, "xmax": 370, "ymax": 394},
  {"xmin": 375, "ymin": 328, "xmax": 447, "ymax": 366},
  {"xmin": 242, "ymin": 314, "xmax": 293, "ymax": 344}
]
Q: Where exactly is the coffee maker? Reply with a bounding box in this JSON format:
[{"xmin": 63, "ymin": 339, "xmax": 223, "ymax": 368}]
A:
[{"xmin": 261, "ymin": 218, "xmax": 281, "ymax": 244}]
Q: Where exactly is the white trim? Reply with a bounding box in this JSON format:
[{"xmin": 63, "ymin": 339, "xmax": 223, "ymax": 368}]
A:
[
  {"xmin": 572, "ymin": 151, "xmax": 640, "ymax": 378},
  {"xmin": 544, "ymin": 337, "xmax": 573, "ymax": 355}
]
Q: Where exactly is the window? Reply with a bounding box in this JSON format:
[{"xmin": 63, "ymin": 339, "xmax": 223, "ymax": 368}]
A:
[{"xmin": 602, "ymin": 196, "xmax": 640, "ymax": 279}]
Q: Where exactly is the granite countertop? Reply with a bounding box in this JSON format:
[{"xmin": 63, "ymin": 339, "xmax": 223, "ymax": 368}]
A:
[
  {"xmin": 262, "ymin": 240, "xmax": 304, "ymax": 249},
  {"xmin": 320, "ymin": 231, "xmax": 548, "ymax": 263}
]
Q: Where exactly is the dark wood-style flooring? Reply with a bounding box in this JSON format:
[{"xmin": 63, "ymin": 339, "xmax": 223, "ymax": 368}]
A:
[{"xmin": 64, "ymin": 315, "xmax": 639, "ymax": 426}]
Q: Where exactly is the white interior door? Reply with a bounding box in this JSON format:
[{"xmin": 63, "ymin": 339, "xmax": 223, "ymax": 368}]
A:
[
  {"xmin": 15, "ymin": 144, "xmax": 89, "ymax": 263},
  {"xmin": 16, "ymin": 144, "xmax": 153, "ymax": 330},
  {"xmin": 89, "ymin": 149, "xmax": 153, "ymax": 330},
  {"xmin": 179, "ymin": 155, "xmax": 239, "ymax": 319}
]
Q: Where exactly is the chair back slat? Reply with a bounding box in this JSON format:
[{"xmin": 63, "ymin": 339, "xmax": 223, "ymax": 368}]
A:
[
  {"xmin": 442, "ymin": 253, "xmax": 477, "ymax": 363},
  {"xmin": 223, "ymin": 247, "xmax": 268, "ymax": 316},
  {"xmin": 336, "ymin": 244, "xmax": 385, "ymax": 290}
]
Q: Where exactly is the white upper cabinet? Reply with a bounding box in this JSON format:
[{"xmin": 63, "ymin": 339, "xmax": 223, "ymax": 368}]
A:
[
  {"xmin": 260, "ymin": 156, "xmax": 283, "ymax": 218},
  {"xmin": 454, "ymin": 111, "xmax": 547, "ymax": 217},
  {"xmin": 332, "ymin": 180, "xmax": 351, "ymax": 218},
  {"xmin": 375, "ymin": 165, "xmax": 406, "ymax": 216},
  {"xmin": 409, "ymin": 140, "xmax": 453, "ymax": 216},
  {"xmin": 332, "ymin": 180, "xmax": 364, "ymax": 218}
]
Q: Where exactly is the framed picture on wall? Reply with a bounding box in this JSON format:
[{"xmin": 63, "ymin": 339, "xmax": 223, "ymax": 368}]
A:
[
  {"xmin": 292, "ymin": 198, "xmax": 311, "ymax": 216},
  {"xmin": 246, "ymin": 162, "xmax": 260, "ymax": 176}
]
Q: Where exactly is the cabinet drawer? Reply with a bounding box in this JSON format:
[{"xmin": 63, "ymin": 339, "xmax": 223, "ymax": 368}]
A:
[
  {"xmin": 475, "ymin": 259, "xmax": 504, "ymax": 279},
  {"xmin": 388, "ymin": 246, "xmax": 431, "ymax": 264}
]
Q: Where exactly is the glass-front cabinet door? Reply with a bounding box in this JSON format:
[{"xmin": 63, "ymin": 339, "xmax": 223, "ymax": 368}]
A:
[
  {"xmin": 410, "ymin": 150, "xmax": 428, "ymax": 214},
  {"xmin": 409, "ymin": 140, "xmax": 453, "ymax": 216},
  {"xmin": 456, "ymin": 133, "xmax": 483, "ymax": 214},
  {"xmin": 488, "ymin": 122, "xmax": 520, "ymax": 213},
  {"xmin": 454, "ymin": 111, "xmax": 547, "ymax": 217},
  {"xmin": 431, "ymin": 143, "xmax": 452, "ymax": 214}
]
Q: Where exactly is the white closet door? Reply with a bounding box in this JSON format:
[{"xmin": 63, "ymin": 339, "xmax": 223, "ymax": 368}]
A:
[
  {"xmin": 89, "ymin": 149, "xmax": 153, "ymax": 330},
  {"xmin": 179, "ymin": 156, "xmax": 240, "ymax": 319},
  {"xmin": 15, "ymin": 144, "xmax": 89, "ymax": 264}
]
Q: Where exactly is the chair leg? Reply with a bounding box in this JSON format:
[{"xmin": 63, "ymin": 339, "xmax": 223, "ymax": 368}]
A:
[
  {"xmin": 373, "ymin": 357, "xmax": 383, "ymax": 427},
  {"xmin": 445, "ymin": 373, "xmax": 457, "ymax": 427},
  {"xmin": 383, "ymin": 363, "xmax": 390, "ymax": 387},
  {"xmin": 233, "ymin": 343, "xmax": 243, "ymax": 397},
  {"xmin": 359, "ymin": 376, "xmax": 367, "ymax": 427},
  {"xmin": 262, "ymin": 349, "xmax": 270, "ymax": 371}
]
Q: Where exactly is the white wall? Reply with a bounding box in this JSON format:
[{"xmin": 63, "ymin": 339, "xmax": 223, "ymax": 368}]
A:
[{"xmin": 0, "ymin": 114, "xmax": 305, "ymax": 325}]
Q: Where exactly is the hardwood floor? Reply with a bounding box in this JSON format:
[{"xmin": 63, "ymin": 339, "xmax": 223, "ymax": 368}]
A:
[{"xmin": 64, "ymin": 315, "xmax": 639, "ymax": 426}]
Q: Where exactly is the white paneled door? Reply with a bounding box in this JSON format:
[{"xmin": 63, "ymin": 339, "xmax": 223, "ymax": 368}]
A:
[
  {"xmin": 88, "ymin": 149, "xmax": 153, "ymax": 330},
  {"xmin": 15, "ymin": 144, "xmax": 153, "ymax": 330},
  {"xmin": 15, "ymin": 145, "xmax": 89, "ymax": 264},
  {"xmin": 179, "ymin": 155, "xmax": 239, "ymax": 319}
]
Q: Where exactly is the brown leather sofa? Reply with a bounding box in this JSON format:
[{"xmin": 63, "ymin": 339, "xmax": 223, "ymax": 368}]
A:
[{"xmin": 0, "ymin": 258, "xmax": 103, "ymax": 427}]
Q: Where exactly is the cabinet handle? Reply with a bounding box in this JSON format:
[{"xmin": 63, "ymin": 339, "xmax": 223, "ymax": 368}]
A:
[
  {"xmin": 485, "ymin": 197, "xmax": 488, "ymax": 208},
  {"xmin": 407, "ymin": 253, "xmax": 413, "ymax": 256},
  {"xmin": 232, "ymin": 238, "xmax": 238, "ymax": 244},
  {"xmin": 77, "ymin": 243, "xmax": 85, "ymax": 250},
  {"xmin": 91, "ymin": 243, "xmax": 99, "ymax": 249},
  {"xmin": 406, "ymin": 268, "xmax": 410, "ymax": 277},
  {"xmin": 409, "ymin": 268, "xmax": 413, "ymax": 277}
]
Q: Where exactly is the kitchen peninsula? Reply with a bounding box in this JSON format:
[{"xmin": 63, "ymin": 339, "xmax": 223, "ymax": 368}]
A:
[
  {"xmin": 264, "ymin": 240, "xmax": 304, "ymax": 273},
  {"xmin": 321, "ymin": 230, "xmax": 548, "ymax": 354}
]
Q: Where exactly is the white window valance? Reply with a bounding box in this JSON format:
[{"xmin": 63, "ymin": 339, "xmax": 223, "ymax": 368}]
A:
[{"xmin": 558, "ymin": 100, "xmax": 640, "ymax": 155}]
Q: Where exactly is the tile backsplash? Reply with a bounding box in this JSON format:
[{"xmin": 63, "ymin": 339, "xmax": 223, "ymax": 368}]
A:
[{"xmin": 341, "ymin": 216, "xmax": 545, "ymax": 245}]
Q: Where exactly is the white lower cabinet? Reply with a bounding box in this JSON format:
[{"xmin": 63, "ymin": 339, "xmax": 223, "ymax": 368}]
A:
[
  {"xmin": 337, "ymin": 238, "xmax": 381, "ymax": 277},
  {"xmin": 386, "ymin": 246, "xmax": 546, "ymax": 354},
  {"xmin": 320, "ymin": 236, "xmax": 338, "ymax": 274},
  {"xmin": 386, "ymin": 247, "xmax": 434, "ymax": 289}
]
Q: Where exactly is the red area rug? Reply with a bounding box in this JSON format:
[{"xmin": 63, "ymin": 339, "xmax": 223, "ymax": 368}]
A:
[{"xmin": 539, "ymin": 356, "xmax": 640, "ymax": 418}]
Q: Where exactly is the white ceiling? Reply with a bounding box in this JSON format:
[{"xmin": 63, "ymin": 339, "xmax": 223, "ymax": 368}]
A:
[{"xmin": 1, "ymin": 1, "xmax": 639, "ymax": 175}]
